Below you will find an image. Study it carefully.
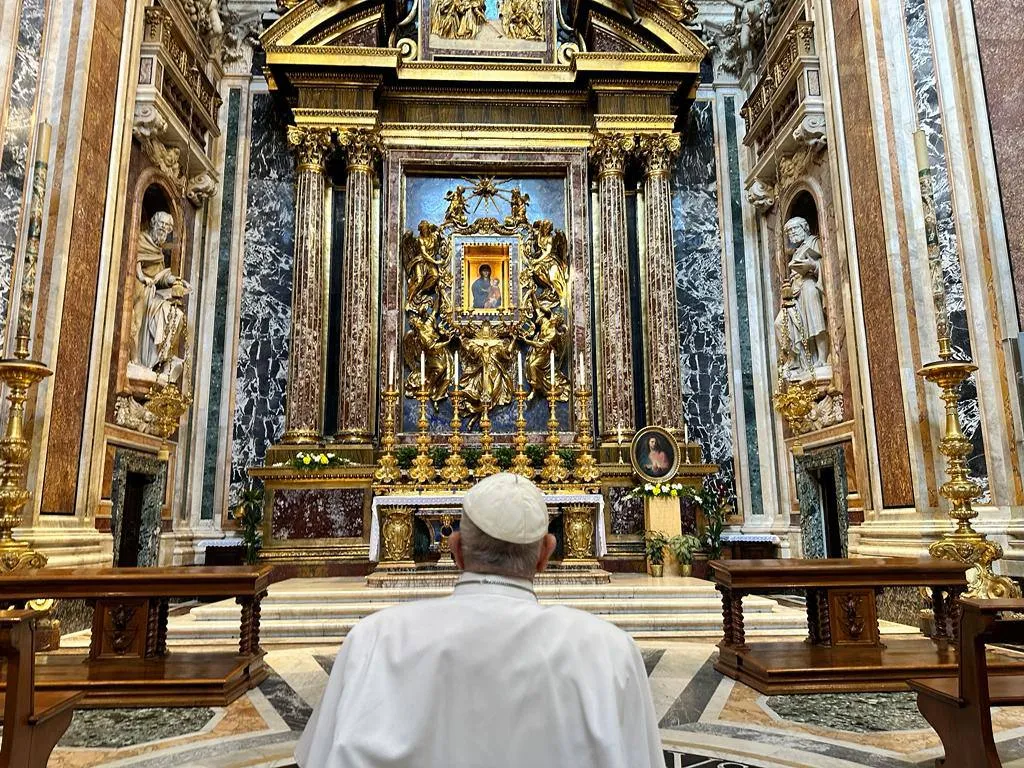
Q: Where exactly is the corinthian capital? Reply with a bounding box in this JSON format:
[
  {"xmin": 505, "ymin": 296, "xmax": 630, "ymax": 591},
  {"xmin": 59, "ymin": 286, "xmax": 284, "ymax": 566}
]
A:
[
  {"xmin": 636, "ymin": 133, "xmax": 681, "ymax": 178},
  {"xmin": 339, "ymin": 128, "xmax": 382, "ymax": 172},
  {"xmin": 286, "ymin": 125, "xmax": 333, "ymax": 170},
  {"xmin": 590, "ymin": 132, "xmax": 635, "ymax": 178}
]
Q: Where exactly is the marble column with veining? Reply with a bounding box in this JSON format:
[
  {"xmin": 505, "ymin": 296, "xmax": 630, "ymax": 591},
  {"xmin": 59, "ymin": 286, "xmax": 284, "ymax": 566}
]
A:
[
  {"xmin": 282, "ymin": 126, "xmax": 332, "ymax": 444},
  {"xmin": 638, "ymin": 133, "xmax": 684, "ymax": 431},
  {"xmin": 591, "ymin": 132, "xmax": 636, "ymax": 436},
  {"xmin": 335, "ymin": 129, "xmax": 380, "ymax": 444}
]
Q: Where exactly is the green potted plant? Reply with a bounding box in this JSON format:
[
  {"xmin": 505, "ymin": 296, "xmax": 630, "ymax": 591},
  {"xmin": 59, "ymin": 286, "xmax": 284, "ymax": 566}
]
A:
[
  {"xmin": 668, "ymin": 534, "xmax": 701, "ymax": 577},
  {"xmin": 645, "ymin": 530, "xmax": 668, "ymax": 577},
  {"xmin": 693, "ymin": 476, "xmax": 729, "ymax": 578},
  {"xmin": 232, "ymin": 484, "xmax": 265, "ymax": 565}
]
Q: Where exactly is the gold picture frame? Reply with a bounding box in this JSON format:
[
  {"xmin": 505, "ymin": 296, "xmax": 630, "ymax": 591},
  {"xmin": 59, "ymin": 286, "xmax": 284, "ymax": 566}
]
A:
[
  {"xmin": 462, "ymin": 244, "xmax": 511, "ymax": 313},
  {"xmin": 630, "ymin": 426, "xmax": 680, "ymax": 483}
]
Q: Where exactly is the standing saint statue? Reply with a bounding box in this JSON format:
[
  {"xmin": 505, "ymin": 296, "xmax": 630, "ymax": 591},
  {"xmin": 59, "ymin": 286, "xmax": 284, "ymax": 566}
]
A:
[
  {"xmin": 402, "ymin": 220, "xmax": 446, "ymax": 311},
  {"xmin": 784, "ymin": 216, "xmax": 830, "ymax": 370},
  {"xmin": 773, "ymin": 280, "xmax": 810, "ymax": 379},
  {"xmin": 130, "ymin": 211, "xmax": 190, "ymax": 385}
]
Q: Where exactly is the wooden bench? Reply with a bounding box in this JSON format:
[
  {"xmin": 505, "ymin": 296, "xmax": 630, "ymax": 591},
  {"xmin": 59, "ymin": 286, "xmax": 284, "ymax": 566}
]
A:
[
  {"xmin": 1, "ymin": 610, "xmax": 84, "ymax": 768},
  {"xmin": 0, "ymin": 566, "xmax": 273, "ymax": 707},
  {"xmin": 909, "ymin": 598, "xmax": 1024, "ymax": 768}
]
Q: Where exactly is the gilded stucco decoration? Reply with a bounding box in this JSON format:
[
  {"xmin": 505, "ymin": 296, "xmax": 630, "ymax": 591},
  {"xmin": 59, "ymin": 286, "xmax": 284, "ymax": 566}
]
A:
[{"xmin": 400, "ymin": 182, "xmax": 571, "ymax": 419}]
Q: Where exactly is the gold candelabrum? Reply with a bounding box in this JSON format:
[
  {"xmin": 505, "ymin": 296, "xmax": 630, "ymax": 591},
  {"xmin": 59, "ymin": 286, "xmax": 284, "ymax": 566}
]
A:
[
  {"xmin": 573, "ymin": 385, "xmax": 600, "ymax": 484},
  {"xmin": 146, "ymin": 382, "xmax": 192, "ymax": 461},
  {"xmin": 441, "ymin": 386, "xmax": 470, "ymax": 485},
  {"xmin": 409, "ymin": 385, "xmax": 436, "ymax": 487},
  {"xmin": 913, "ymin": 129, "xmax": 1020, "ymax": 599},
  {"xmin": 0, "ymin": 122, "xmax": 53, "ymax": 573},
  {"xmin": 541, "ymin": 389, "xmax": 568, "ymax": 484},
  {"xmin": 772, "ymin": 372, "xmax": 814, "ymax": 456},
  {"xmin": 374, "ymin": 386, "xmax": 401, "ymax": 484},
  {"xmin": 476, "ymin": 396, "xmax": 500, "ymax": 478},
  {"xmin": 510, "ymin": 386, "xmax": 533, "ymax": 478}
]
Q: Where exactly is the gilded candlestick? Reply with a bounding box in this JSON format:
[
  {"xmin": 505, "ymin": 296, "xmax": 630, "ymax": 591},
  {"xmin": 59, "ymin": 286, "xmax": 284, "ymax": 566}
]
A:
[
  {"xmin": 409, "ymin": 384, "xmax": 436, "ymax": 487},
  {"xmin": 541, "ymin": 390, "xmax": 568, "ymax": 484},
  {"xmin": 510, "ymin": 387, "xmax": 533, "ymax": 478},
  {"xmin": 573, "ymin": 385, "xmax": 600, "ymax": 484},
  {"xmin": 441, "ymin": 386, "xmax": 470, "ymax": 485},
  {"xmin": 476, "ymin": 396, "xmax": 500, "ymax": 478},
  {"xmin": 374, "ymin": 387, "xmax": 400, "ymax": 484}
]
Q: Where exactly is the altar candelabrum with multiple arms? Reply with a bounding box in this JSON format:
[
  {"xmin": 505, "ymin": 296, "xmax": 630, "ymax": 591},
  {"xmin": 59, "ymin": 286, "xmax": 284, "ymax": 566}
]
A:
[
  {"xmin": 476, "ymin": 396, "xmax": 500, "ymax": 478},
  {"xmin": 772, "ymin": 369, "xmax": 814, "ymax": 456},
  {"xmin": 409, "ymin": 383, "xmax": 436, "ymax": 487},
  {"xmin": 573, "ymin": 383, "xmax": 600, "ymax": 484},
  {"xmin": 0, "ymin": 123, "xmax": 53, "ymax": 574},
  {"xmin": 441, "ymin": 384, "xmax": 470, "ymax": 485},
  {"xmin": 374, "ymin": 386, "xmax": 401, "ymax": 484},
  {"xmin": 509, "ymin": 385, "xmax": 533, "ymax": 478},
  {"xmin": 541, "ymin": 386, "xmax": 568, "ymax": 484},
  {"xmin": 913, "ymin": 129, "xmax": 1020, "ymax": 599}
]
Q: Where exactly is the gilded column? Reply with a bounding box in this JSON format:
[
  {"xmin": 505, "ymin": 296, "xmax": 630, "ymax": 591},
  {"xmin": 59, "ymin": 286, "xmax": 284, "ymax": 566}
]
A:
[
  {"xmin": 336, "ymin": 129, "xmax": 382, "ymax": 444},
  {"xmin": 591, "ymin": 132, "xmax": 637, "ymax": 435},
  {"xmin": 638, "ymin": 133, "xmax": 684, "ymax": 430},
  {"xmin": 283, "ymin": 126, "xmax": 332, "ymax": 444}
]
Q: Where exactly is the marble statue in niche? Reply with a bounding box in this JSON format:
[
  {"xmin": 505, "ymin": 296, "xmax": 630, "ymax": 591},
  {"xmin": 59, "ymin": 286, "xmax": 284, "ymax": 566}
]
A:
[
  {"xmin": 128, "ymin": 210, "xmax": 191, "ymax": 389},
  {"xmin": 784, "ymin": 215, "xmax": 830, "ymax": 377}
]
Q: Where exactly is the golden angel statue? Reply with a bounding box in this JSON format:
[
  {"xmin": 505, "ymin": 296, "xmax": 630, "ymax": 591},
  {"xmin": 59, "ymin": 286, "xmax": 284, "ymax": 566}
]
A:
[
  {"xmin": 403, "ymin": 308, "xmax": 454, "ymax": 404},
  {"xmin": 499, "ymin": 0, "xmax": 544, "ymax": 41},
  {"xmin": 443, "ymin": 185, "xmax": 469, "ymax": 226},
  {"xmin": 525, "ymin": 219, "xmax": 569, "ymax": 309},
  {"xmin": 402, "ymin": 220, "xmax": 447, "ymax": 310},
  {"xmin": 504, "ymin": 188, "xmax": 531, "ymax": 227},
  {"xmin": 522, "ymin": 305, "xmax": 569, "ymax": 401},
  {"xmin": 459, "ymin": 321, "xmax": 517, "ymax": 417}
]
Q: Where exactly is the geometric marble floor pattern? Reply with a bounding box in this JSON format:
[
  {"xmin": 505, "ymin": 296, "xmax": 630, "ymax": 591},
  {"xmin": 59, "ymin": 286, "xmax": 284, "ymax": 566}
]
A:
[{"xmin": 43, "ymin": 640, "xmax": 1024, "ymax": 768}]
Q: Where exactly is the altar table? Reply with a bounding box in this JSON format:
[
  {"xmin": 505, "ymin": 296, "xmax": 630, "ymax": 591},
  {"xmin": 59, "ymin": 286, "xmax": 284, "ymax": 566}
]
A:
[
  {"xmin": 369, "ymin": 492, "xmax": 607, "ymax": 562},
  {"xmin": 707, "ymin": 557, "xmax": 1024, "ymax": 693}
]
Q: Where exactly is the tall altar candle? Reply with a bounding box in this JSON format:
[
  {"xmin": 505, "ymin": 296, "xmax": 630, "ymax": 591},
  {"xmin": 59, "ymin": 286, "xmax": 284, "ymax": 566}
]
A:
[
  {"xmin": 388, "ymin": 349, "xmax": 395, "ymax": 387},
  {"xmin": 517, "ymin": 351, "xmax": 523, "ymax": 389},
  {"xmin": 454, "ymin": 350, "xmax": 460, "ymax": 387},
  {"xmin": 616, "ymin": 421, "xmax": 623, "ymax": 445},
  {"xmin": 420, "ymin": 351, "xmax": 426, "ymax": 387},
  {"xmin": 914, "ymin": 129, "xmax": 930, "ymax": 173},
  {"xmin": 683, "ymin": 421, "xmax": 689, "ymax": 445},
  {"xmin": 577, "ymin": 352, "xmax": 584, "ymax": 383},
  {"xmin": 549, "ymin": 350, "xmax": 555, "ymax": 390}
]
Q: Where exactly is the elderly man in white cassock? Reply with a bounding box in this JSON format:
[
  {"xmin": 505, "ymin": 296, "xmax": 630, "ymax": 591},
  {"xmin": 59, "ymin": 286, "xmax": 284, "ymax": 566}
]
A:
[{"xmin": 296, "ymin": 472, "xmax": 663, "ymax": 768}]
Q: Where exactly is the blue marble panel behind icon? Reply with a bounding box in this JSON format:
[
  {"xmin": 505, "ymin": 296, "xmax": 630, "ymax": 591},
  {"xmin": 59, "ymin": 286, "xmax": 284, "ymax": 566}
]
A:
[
  {"xmin": 229, "ymin": 93, "xmax": 296, "ymax": 504},
  {"xmin": 671, "ymin": 99, "xmax": 736, "ymax": 501},
  {"xmin": 904, "ymin": 0, "xmax": 987, "ymax": 496}
]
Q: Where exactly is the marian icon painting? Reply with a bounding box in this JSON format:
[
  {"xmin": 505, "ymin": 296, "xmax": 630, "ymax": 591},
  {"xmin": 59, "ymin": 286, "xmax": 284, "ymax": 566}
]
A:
[
  {"xmin": 420, "ymin": 0, "xmax": 555, "ymax": 61},
  {"xmin": 462, "ymin": 244, "xmax": 511, "ymax": 313}
]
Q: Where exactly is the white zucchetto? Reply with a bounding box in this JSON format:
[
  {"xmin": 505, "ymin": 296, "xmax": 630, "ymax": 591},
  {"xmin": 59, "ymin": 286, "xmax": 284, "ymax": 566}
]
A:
[{"xmin": 462, "ymin": 472, "xmax": 549, "ymax": 544}]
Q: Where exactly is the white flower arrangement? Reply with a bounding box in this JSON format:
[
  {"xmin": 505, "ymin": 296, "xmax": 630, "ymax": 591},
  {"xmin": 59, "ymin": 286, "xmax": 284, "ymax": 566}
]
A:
[
  {"xmin": 629, "ymin": 481, "xmax": 694, "ymax": 499},
  {"xmin": 272, "ymin": 452, "xmax": 357, "ymax": 470}
]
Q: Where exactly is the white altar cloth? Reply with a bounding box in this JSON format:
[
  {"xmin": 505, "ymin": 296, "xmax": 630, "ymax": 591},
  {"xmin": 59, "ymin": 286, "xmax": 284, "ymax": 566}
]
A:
[{"xmin": 369, "ymin": 492, "xmax": 607, "ymax": 562}]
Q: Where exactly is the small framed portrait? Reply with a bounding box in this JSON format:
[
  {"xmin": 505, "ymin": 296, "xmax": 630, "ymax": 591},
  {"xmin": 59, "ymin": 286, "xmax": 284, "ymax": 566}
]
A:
[
  {"xmin": 462, "ymin": 243, "xmax": 511, "ymax": 313},
  {"xmin": 630, "ymin": 426, "xmax": 679, "ymax": 483}
]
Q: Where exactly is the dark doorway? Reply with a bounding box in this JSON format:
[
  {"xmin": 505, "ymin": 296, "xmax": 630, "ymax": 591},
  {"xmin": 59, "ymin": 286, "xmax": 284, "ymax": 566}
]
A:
[
  {"xmin": 794, "ymin": 445, "xmax": 849, "ymax": 559},
  {"xmin": 116, "ymin": 472, "xmax": 149, "ymax": 567},
  {"xmin": 817, "ymin": 466, "xmax": 844, "ymax": 558}
]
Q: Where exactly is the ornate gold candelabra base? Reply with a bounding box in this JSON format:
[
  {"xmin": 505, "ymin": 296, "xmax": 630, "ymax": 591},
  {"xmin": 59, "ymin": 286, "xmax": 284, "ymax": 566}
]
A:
[
  {"xmin": 573, "ymin": 386, "xmax": 600, "ymax": 484},
  {"xmin": 146, "ymin": 382, "xmax": 192, "ymax": 461},
  {"xmin": 476, "ymin": 398, "xmax": 500, "ymax": 478},
  {"xmin": 510, "ymin": 387, "xmax": 533, "ymax": 478},
  {"xmin": 773, "ymin": 374, "xmax": 814, "ymax": 456},
  {"xmin": 374, "ymin": 387, "xmax": 401, "ymax": 484},
  {"xmin": 541, "ymin": 394, "xmax": 568, "ymax": 484},
  {"xmin": 0, "ymin": 358, "xmax": 52, "ymax": 573},
  {"xmin": 919, "ymin": 359, "xmax": 1021, "ymax": 599},
  {"xmin": 409, "ymin": 387, "xmax": 436, "ymax": 486},
  {"xmin": 436, "ymin": 512, "xmax": 457, "ymax": 569},
  {"xmin": 441, "ymin": 389, "xmax": 470, "ymax": 485}
]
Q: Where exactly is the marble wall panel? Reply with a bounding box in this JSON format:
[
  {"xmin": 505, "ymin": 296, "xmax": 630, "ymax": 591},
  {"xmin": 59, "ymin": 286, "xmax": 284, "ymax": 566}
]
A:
[
  {"xmin": 671, "ymin": 99, "xmax": 736, "ymax": 500},
  {"xmin": 229, "ymin": 93, "xmax": 295, "ymax": 504},
  {"xmin": 608, "ymin": 485, "xmax": 643, "ymax": 536},
  {"xmin": 973, "ymin": 1, "xmax": 1024, "ymax": 323},
  {"xmin": 904, "ymin": 0, "xmax": 988, "ymax": 495},
  {"xmin": 201, "ymin": 88, "xmax": 242, "ymax": 520},
  {"xmin": 0, "ymin": 0, "xmax": 44, "ymax": 338},
  {"xmin": 270, "ymin": 487, "xmax": 365, "ymax": 540},
  {"xmin": 831, "ymin": 0, "xmax": 915, "ymax": 508}
]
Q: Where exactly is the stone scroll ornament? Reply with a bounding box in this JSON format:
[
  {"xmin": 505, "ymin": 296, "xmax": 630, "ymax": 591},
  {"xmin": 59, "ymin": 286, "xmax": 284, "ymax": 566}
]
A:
[{"xmin": 399, "ymin": 181, "xmax": 572, "ymax": 419}]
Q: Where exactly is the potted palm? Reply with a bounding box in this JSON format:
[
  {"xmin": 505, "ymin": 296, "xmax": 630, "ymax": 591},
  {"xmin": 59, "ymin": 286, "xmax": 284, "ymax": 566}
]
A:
[
  {"xmin": 645, "ymin": 530, "xmax": 668, "ymax": 577},
  {"xmin": 668, "ymin": 534, "xmax": 701, "ymax": 577}
]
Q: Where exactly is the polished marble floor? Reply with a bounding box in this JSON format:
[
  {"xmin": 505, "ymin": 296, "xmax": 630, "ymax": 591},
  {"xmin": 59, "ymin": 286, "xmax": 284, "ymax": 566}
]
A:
[{"xmin": 44, "ymin": 639, "xmax": 1024, "ymax": 768}]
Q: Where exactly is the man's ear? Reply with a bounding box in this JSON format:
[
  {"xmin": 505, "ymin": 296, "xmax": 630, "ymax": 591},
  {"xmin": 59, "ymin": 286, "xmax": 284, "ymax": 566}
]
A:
[
  {"xmin": 451, "ymin": 531, "xmax": 465, "ymax": 570},
  {"xmin": 535, "ymin": 533, "xmax": 557, "ymax": 572}
]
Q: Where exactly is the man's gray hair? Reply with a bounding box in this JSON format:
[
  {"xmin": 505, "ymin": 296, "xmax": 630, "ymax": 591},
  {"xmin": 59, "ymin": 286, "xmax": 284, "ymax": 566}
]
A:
[{"xmin": 459, "ymin": 514, "xmax": 545, "ymax": 579}]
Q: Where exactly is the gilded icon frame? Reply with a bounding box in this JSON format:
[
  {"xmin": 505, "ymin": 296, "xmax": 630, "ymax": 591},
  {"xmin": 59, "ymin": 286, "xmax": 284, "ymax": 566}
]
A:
[
  {"xmin": 461, "ymin": 243, "xmax": 512, "ymax": 314},
  {"xmin": 630, "ymin": 426, "xmax": 680, "ymax": 483}
]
